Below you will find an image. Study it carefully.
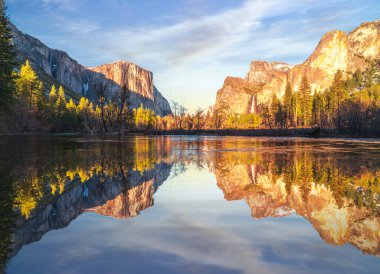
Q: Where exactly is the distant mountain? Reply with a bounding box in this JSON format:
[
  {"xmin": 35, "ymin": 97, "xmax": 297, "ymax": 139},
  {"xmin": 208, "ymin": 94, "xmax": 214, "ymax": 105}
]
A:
[
  {"xmin": 214, "ymin": 20, "xmax": 380, "ymax": 115},
  {"xmin": 10, "ymin": 23, "xmax": 172, "ymax": 116}
]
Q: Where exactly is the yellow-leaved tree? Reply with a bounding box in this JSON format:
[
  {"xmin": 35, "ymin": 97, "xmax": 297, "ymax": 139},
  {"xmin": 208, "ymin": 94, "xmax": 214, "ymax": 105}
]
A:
[{"xmin": 15, "ymin": 60, "xmax": 43, "ymax": 111}]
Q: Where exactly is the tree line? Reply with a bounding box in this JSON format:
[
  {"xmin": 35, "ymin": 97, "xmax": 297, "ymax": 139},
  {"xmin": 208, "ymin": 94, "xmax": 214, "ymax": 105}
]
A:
[
  {"xmin": 1, "ymin": 59, "xmax": 174, "ymax": 133},
  {"xmin": 264, "ymin": 63, "xmax": 380, "ymax": 134},
  {"xmin": 189, "ymin": 61, "xmax": 380, "ymax": 135},
  {"xmin": 1, "ymin": 1, "xmax": 379, "ymax": 135}
]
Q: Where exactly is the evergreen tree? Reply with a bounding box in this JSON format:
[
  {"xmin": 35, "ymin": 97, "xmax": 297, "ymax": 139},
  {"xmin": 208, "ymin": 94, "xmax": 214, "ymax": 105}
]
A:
[
  {"xmin": 283, "ymin": 81, "xmax": 293, "ymax": 127},
  {"xmin": 291, "ymin": 93, "xmax": 298, "ymax": 127},
  {"xmin": 270, "ymin": 92, "xmax": 280, "ymax": 128},
  {"xmin": 331, "ymin": 70, "xmax": 347, "ymax": 132},
  {"xmin": 299, "ymin": 76, "xmax": 312, "ymax": 126},
  {"xmin": 312, "ymin": 91, "xmax": 325, "ymax": 127},
  {"xmin": 0, "ymin": 1, "xmax": 16, "ymax": 106}
]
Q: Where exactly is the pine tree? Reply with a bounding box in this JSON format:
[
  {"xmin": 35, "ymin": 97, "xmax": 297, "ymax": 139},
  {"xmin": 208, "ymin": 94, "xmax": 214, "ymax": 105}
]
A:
[
  {"xmin": 283, "ymin": 81, "xmax": 293, "ymax": 127},
  {"xmin": 270, "ymin": 92, "xmax": 280, "ymax": 128},
  {"xmin": 331, "ymin": 70, "xmax": 347, "ymax": 132},
  {"xmin": 299, "ymin": 76, "xmax": 312, "ymax": 126},
  {"xmin": 291, "ymin": 93, "xmax": 298, "ymax": 127},
  {"xmin": 312, "ymin": 91, "xmax": 325, "ymax": 127},
  {"xmin": 0, "ymin": 1, "xmax": 17, "ymax": 106}
]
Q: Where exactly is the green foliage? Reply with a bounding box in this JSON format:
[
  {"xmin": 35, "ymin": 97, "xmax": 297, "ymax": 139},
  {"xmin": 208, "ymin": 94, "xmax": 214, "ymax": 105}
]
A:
[
  {"xmin": 0, "ymin": 1, "xmax": 17, "ymax": 106},
  {"xmin": 298, "ymin": 76, "xmax": 312, "ymax": 126},
  {"xmin": 225, "ymin": 113, "xmax": 262, "ymax": 129},
  {"xmin": 283, "ymin": 81, "xmax": 294, "ymax": 126}
]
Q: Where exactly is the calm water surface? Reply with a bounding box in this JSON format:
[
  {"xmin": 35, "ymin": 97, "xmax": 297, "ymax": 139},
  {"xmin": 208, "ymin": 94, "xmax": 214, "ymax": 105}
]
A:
[{"xmin": 1, "ymin": 136, "xmax": 380, "ymax": 274}]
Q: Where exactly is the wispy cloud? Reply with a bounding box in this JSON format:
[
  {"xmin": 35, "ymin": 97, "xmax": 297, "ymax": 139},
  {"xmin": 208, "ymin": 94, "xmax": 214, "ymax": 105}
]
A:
[
  {"xmin": 54, "ymin": 16, "xmax": 100, "ymax": 34},
  {"xmin": 100, "ymin": 0, "xmax": 294, "ymax": 66},
  {"xmin": 41, "ymin": 0, "xmax": 77, "ymax": 10},
  {"xmin": 7, "ymin": 0, "xmax": 380, "ymax": 111}
]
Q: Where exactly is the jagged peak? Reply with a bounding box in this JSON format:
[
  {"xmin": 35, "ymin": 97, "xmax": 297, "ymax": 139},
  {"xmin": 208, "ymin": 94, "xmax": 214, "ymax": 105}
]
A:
[
  {"xmin": 319, "ymin": 30, "xmax": 347, "ymax": 42},
  {"xmin": 249, "ymin": 60, "xmax": 292, "ymax": 72},
  {"xmin": 270, "ymin": 61, "xmax": 293, "ymax": 72},
  {"xmin": 355, "ymin": 19, "xmax": 380, "ymax": 29}
]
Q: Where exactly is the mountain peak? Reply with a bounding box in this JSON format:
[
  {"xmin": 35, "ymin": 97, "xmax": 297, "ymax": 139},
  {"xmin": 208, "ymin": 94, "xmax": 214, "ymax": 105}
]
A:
[
  {"xmin": 214, "ymin": 19, "xmax": 380, "ymax": 115},
  {"xmin": 11, "ymin": 22, "xmax": 172, "ymax": 116},
  {"xmin": 246, "ymin": 60, "xmax": 291, "ymax": 84}
]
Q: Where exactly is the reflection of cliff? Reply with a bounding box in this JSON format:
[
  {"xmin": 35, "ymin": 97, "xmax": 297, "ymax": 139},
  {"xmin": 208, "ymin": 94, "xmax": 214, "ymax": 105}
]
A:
[
  {"xmin": 10, "ymin": 161, "xmax": 172, "ymax": 259},
  {"xmin": 215, "ymin": 163, "xmax": 380, "ymax": 256}
]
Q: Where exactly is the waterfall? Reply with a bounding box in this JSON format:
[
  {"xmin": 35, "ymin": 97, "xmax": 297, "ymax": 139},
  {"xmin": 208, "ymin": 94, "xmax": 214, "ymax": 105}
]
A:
[{"xmin": 250, "ymin": 95, "xmax": 255, "ymax": 113}]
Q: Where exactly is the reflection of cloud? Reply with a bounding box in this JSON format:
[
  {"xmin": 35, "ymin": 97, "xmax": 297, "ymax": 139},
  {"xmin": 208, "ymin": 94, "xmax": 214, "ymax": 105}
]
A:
[
  {"xmin": 10, "ymin": 209, "xmax": 374, "ymax": 274},
  {"xmin": 118, "ymin": 213, "xmax": 270, "ymax": 274},
  {"xmin": 8, "ymin": 166, "xmax": 380, "ymax": 274}
]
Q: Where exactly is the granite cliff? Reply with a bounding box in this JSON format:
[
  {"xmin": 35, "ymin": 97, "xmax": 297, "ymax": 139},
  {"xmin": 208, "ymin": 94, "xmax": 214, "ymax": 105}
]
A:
[
  {"xmin": 214, "ymin": 20, "xmax": 380, "ymax": 115},
  {"xmin": 10, "ymin": 23, "xmax": 171, "ymax": 116}
]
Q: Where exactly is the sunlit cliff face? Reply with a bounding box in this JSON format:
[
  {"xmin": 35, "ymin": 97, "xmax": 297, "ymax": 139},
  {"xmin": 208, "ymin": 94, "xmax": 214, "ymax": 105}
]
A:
[
  {"xmin": 1, "ymin": 137, "xmax": 380, "ymax": 269},
  {"xmin": 214, "ymin": 20, "xmax": 380, "ymax": 114}
]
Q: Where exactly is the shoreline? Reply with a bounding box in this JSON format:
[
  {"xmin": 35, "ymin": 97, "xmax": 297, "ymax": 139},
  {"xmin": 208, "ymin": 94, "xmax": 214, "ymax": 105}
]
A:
[{"xmin": 1, "ymin": 128, "xmax": 380, "ymax": 139}]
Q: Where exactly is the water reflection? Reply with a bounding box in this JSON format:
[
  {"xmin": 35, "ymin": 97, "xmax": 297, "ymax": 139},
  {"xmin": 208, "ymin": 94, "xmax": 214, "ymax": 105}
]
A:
[{"xmin": 1, "ymin": 136, "xmax": 380, "ymax": 272}]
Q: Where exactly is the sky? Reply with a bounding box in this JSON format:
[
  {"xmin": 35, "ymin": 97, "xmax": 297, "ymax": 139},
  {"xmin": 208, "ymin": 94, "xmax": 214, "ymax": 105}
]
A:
[{"xmin": 7, "ymin": 0, "xmax": 380, "ymax": 112}]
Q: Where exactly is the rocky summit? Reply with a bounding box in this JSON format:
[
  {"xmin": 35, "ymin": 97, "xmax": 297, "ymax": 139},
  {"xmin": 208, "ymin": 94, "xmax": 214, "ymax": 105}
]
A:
[
  {"xmin": 10, "ymin": 23, "xmax": 172, "ymax": 116},
  {"xmin": 214, "ymin": 20, "xmax": 380, "ymax": 115}
]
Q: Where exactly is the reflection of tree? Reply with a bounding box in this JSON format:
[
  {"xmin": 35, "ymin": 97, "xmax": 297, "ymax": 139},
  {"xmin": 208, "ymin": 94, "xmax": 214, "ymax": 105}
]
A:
[
  {"xmin": 211, "ymin": 140, "xmax": 380, "ymax": 212},
  {"xmin": 3, "ymin": 137, "xmax": 380, "ymax": 267},
  {"xmin": 210, "ymin": 140, "xmax": 380, "ymax": 256},
  {"xmin": 0, "ymin": 168, "xmax": 15, "ymax": 273},
  {"xmin": 8, "ymin": 137, "xmax": 171, "ymax": 220},
  {"xmin": 1, "ymin": 137, "xmax": 176, "ymax": 271},
  {"xmin": 14, "ymin": 172, "xmax": 45, "ymax": 218}
]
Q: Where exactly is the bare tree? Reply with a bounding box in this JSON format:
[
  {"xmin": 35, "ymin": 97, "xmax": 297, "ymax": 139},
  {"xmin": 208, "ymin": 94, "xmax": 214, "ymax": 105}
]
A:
[
  {"xmin": 95, "ymin": 83, "xmax": 108, "ymax": 133},
  {"xmin": 178, "ymin": 104, "xmax": 187, "ymax": 130},
  {"xmin": 171, "ymin": 100, "xmax": 179, "ymax": 129},
  {"xmin": 195, "ymin": 107, "xmax": 204, "ymax": 130},
  {"xmin": 116, "ymin": 84, "xmax": 130, "ymax": 134}
]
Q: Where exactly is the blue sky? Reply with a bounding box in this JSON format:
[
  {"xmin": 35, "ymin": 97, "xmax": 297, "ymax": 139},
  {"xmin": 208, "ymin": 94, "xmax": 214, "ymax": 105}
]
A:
[{"xmin": 7, "ymin": 0, "xmax": 380, "ymax": 112}]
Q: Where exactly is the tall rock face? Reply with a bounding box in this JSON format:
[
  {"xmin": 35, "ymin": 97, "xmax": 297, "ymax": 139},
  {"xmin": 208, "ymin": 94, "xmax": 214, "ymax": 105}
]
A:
[
  {"xmin": 214, "ymin": 20, "xmax": 380, "ymax": 115},
  {"xmin": 214, "ymin": 77, "xmax": 262, "ymax": 114},
  {"xmin": 90, "ymin": 61, "xmax": 154, "ymax": 100},
  {"xmin": 10, "ymin": 23, "xmax": 172, "ymax": 116}
]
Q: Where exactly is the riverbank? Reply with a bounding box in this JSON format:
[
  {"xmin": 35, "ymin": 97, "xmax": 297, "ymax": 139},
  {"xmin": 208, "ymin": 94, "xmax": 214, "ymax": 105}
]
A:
[{"xmin": 1, "ymin": 127, "xmax": 380, "ymax": 138}]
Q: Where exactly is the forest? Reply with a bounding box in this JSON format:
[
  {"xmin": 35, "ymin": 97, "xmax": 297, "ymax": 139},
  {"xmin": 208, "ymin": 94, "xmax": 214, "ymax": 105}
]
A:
[{"xmin": 212, "ymin": 61, "xmax": 380, "ymax": 135}]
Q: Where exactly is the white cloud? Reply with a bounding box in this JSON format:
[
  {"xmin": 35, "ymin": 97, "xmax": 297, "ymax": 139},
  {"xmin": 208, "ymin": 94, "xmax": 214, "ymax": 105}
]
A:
[
  {"xmin": 55, "ymin": 16, "xmax": 100, "ymax": 34},
  {"xmin": 9, "ymin": 0, "xmax": 380, "ymax": 111}
]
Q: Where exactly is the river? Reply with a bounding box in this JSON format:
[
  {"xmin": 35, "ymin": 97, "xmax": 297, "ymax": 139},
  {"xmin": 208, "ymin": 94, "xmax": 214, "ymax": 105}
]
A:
[{"xmin": 1, "ymin": 136, "xmax": 380, "ymax": 273}]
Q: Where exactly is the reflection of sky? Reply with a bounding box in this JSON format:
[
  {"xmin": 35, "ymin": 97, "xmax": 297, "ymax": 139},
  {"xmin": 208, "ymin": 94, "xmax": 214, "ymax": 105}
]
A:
[{"xmin": 8, "ymin": 164, "xmax": 380, "ymax": 274}]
